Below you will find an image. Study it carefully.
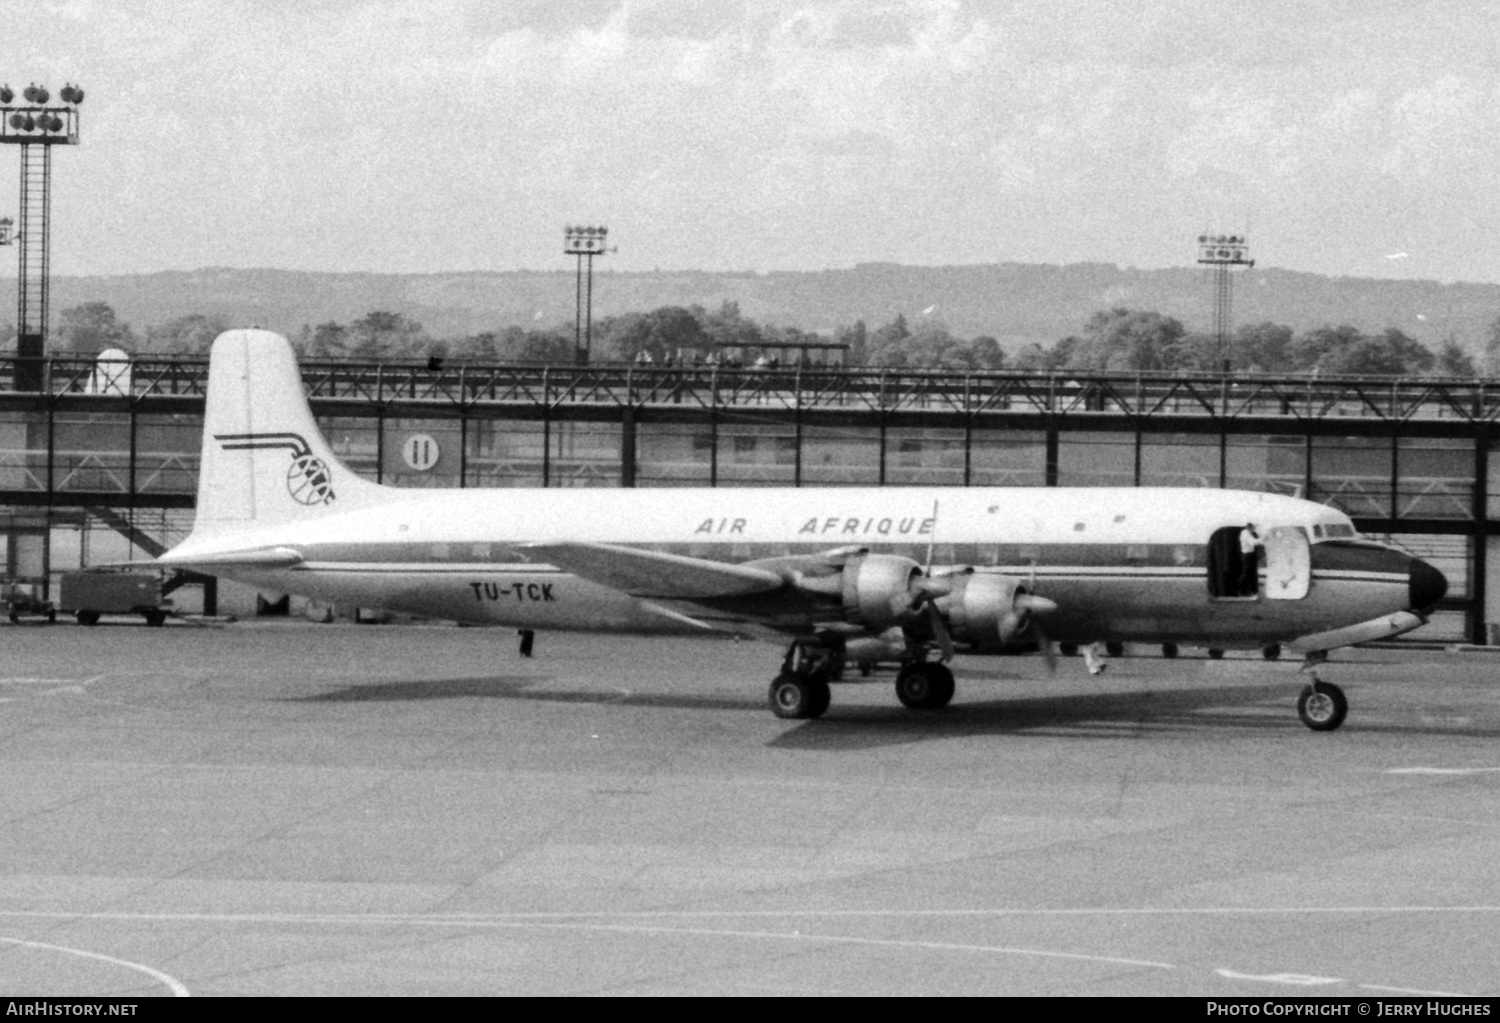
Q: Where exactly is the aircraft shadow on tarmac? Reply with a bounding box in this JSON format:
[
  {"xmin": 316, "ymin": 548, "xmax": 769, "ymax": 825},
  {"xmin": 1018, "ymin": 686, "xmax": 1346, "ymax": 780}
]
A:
[
  {"xmin": 286, "ymin": 672, "xmax": 1500, "ymax": 749},
  {"xmin": 291, "ymin": 675, "xmax": 759, "ymax": 711},
  {"xmin": 767, "ymin": 682, "xmax": 1305, "ymax": 750},
  {"xmin": 773, "ymin": 683, "xmax": 1500, "ymax": 750}
]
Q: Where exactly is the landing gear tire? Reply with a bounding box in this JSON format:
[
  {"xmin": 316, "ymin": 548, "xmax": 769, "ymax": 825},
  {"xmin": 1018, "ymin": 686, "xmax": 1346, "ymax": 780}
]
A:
[
  {"xmin": 75, "ymin": 610, "xmax": 100, "ymax": 626},
  {"xmin": 1208, "ymin": 648, "xmax": 1225, "ymax": 660},
  {"xmin": 1105, "ymin": 641, "xmax": 1124, "ymax": 657},
  {"xmin": 1059, "ymin": 642, "xmax": 1079, "ymax": 657},
  {"xmin": 895, "ymin": 662, "xmax": 956, "ymax": 711},
  {"xmin": 143, "ymin": 609, "xmax": 166, "ymax": 628},
  {"xmin": 1297, "ymin": 680, "xmax": 1348, "ymax": 732},
  {"xmin": 769, "ymin": 673, "xmax": 831, "ymax": 720},
  {"xmin": 1263, "ymin": 643, "xmax": 1282, "ymax": 661},
  {"xmin": 1161, "ymin": 642, "xmax": 1179, "ymax": 659}
]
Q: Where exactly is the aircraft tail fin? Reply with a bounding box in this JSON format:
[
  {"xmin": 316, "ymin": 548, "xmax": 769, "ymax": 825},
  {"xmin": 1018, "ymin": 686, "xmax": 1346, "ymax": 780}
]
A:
[{"xmin": 190, "ymin": 329, "xmax": 389, "ymax": 535}]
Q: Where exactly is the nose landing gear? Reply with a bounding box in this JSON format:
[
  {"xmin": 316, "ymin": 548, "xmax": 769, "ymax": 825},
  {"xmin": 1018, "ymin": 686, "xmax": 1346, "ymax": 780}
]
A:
[
  {"xmin": 1297, "ymin": 651, "xmax": 1348, "ymax": 731},
  {"xmin": 1297, "ymin": 680, "xmax": 1348, "ymax": 731}
]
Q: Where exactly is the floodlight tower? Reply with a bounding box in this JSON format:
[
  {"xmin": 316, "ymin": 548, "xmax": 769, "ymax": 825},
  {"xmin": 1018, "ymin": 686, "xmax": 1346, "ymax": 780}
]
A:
[
  {"xmin": 1196, "ymin": 233, "xmax": 1253, "ymax": 371},
  {"xmin": 564, "ymin": 224, "xmax": 609, "ymax": 365},
  {"xmin": 0, "ymin": 82, "xmax": 83, "ymax": 390}
]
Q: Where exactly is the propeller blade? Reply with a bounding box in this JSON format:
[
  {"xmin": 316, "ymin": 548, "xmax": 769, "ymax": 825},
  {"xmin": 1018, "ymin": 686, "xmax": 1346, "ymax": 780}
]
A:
[
  {"xmin": 926, "ymin": 599, "xmax": 955, "ymax": 663},
  {"xmin": 1031, "ymin": 619, "xmax": 1057, "ymax": 674},
  {"xmin": 1015, "ymin": 594, "xmax": 1058, "ymax": 615},
  {"xmin": 924, "ymin": 498, "xmax": 939, "ymax": 576}
]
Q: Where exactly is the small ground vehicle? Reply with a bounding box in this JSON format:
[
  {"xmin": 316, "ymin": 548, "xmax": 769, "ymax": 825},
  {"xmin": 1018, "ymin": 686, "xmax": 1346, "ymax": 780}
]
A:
[
  {"xmin": 57, "ymin": 572, "xmax": 170, "ymax": 626},
  {"xmin": 4, "ymin": 580, "xmax": 57, "ymax": 623}
]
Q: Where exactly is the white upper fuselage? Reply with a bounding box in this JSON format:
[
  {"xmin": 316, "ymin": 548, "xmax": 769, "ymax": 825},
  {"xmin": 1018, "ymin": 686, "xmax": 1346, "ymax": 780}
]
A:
[
  {"xmin": 172, "ymin": 484, "xmax": 1341, "ymax": 554},
  {"xmin": 162, "ymin": 484, "xmax": 1397, "ymax": 644}
]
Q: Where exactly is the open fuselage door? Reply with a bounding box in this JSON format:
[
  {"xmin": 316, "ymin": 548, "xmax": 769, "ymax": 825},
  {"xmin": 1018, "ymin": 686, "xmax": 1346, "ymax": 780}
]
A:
[
  {"xmin": 1261, "ymin": 525, "xmax": 1310, "ymax": 600},
  {"xmin": 1208, "ymin": 524, "xmax": 1310, "ymax": 600}
]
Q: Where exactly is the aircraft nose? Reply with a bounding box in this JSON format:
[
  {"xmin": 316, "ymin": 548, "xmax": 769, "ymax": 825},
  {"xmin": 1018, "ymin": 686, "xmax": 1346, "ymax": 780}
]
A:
[{"xmin": 1409, "ymin": 558, "xmax": 1447, "ymax": 612}]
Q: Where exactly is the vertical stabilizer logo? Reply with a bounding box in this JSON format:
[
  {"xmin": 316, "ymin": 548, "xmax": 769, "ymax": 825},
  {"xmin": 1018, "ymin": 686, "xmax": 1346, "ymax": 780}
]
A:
[{"xmin": 215, "ymin": 432, "xmax": 336, "ymax": 506}]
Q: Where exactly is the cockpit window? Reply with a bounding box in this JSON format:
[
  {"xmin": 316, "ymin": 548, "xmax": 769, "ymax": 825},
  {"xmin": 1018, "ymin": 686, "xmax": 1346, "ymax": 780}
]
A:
[{"xmin": 1318, "ymin": 523, "xmax": 1357, "ymax": 539}]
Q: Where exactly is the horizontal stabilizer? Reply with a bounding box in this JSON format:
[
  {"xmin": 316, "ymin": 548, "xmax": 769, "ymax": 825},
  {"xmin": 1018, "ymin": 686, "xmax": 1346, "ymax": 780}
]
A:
[
  {"xmin": 518, "ymin": 542, "xmax": 784, "ymax": 599},
  {"xmin": 156, "ymin": 546, "xmax": 305, "ymax": 570}
]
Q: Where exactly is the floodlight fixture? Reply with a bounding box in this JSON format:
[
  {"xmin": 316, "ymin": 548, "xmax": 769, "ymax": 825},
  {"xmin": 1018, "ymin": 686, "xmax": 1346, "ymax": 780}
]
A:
[
  {"xmin": 564, "ymin": 223, "xmax": 609, "ymax": 255},
  {"xmin": 0, "ymin": 80, "xmax": 81, "ymax": 143},
  {"xmin": 1197, "ymin": 233, "xmax": 1253, "ymax": 267}
]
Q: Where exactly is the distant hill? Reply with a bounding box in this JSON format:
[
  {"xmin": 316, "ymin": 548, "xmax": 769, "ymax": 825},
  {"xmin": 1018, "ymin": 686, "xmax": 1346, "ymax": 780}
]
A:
[{"xmin": 7, "ymin": 262, "xmax": 1499, "ymax": 354}]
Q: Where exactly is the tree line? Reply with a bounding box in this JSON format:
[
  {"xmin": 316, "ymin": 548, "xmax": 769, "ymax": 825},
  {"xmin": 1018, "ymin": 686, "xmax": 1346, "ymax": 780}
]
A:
[{"xmin": 29, "ymin": 299, "xmax": 1500, "ymax": 377}]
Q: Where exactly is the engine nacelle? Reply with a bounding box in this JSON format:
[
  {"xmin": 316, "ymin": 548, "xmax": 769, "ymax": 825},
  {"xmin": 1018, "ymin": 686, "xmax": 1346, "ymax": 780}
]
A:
[
  {"xmin": 938, "ymin": 573, "xmax": 1031, "ymax": 647},
  {"xmin": 839, "ymin": 554, "xmax": 922, "ymax": 629}
]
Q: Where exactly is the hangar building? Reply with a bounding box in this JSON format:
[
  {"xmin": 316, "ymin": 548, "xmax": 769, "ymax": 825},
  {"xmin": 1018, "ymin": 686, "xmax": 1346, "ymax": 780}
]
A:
[{"xmin": 0, "ymin": 351, "xmax": 1484, "ymax": 641}]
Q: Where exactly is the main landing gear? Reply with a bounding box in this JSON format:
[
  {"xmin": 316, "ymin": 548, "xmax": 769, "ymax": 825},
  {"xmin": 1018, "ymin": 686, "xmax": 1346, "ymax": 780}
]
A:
[
  {"xmin": 767, "ymin": 636, "xmax": 957, "ymax": 719},
  {"xmin": 894, "ymin": 661, "xmax": 955, "ymax": 711},
  {"xmin": 768, "ymin": 637, "xmax": 839, "ymax": 720}
]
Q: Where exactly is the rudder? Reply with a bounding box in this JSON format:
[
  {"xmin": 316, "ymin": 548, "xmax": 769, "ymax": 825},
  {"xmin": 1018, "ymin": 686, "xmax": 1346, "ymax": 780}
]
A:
[{"xmin": 193, "ymin": 329, "xmax": 387, "ymax": 532}]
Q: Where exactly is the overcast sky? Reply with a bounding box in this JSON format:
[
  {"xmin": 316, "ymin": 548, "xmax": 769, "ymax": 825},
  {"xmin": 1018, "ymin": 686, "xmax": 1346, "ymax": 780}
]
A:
[{"xmin": 3, "ymin": 0, "xmax": 1499, "ymax": 283}]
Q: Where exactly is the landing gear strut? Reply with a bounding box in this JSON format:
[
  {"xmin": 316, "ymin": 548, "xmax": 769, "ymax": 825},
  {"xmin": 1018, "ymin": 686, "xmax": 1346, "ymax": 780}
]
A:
[{"xmin": 767, "ymin": 637, "xmax": 841, "ymax": 720}]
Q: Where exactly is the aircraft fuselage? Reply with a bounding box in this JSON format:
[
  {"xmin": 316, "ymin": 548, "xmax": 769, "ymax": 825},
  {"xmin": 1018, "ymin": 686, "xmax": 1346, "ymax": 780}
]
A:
[{"xmin": 188, "ymin": 485, "xmax": 1435, "ymax": 647}]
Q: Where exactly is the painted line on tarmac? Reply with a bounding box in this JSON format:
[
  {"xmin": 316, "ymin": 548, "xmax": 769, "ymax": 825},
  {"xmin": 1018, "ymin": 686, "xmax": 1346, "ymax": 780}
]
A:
[
  {"xmin": 0, "ymin": 912, "xmax": 1174, "ymax": 972},
  {"xmin": 10, "ymin": 905, "xmax": 1500, "ymax": 924},
  {"xmin": 1218, "ymin": 968, "xmax": 1340, "ymax": 986},
  {"xmin": 1361, "ymin": 983, "xmax": 1469, "ymax": 996},
  {"xmin": 1217, "ymin": 970, "xmax": 1467, "ymax": 997},
  {"xmin": 1387, "ymin": 767, "xmax": 1500, "ymax": 775},
  {"xmin": 0, "ymin": 936, "xmax": 190, "ymax": 997}
]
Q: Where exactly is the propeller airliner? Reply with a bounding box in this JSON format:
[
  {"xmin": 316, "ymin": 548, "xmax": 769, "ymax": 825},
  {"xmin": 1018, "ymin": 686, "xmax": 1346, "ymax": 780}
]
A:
[{"xmin": 157, "ymin": 330, "xmax": 1448, "ymax": 731}]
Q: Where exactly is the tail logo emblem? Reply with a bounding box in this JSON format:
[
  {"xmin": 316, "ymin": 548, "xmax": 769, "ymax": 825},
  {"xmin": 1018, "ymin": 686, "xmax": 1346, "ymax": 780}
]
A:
[{"xmin": 215, "ymin": 432, "xmax": 336, "ymax": 506}]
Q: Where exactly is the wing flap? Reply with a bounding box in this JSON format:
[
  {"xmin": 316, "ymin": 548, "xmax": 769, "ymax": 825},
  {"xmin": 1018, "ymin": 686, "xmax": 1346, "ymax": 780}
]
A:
[{"xmin": 519, "ymin": 541, "xmax": 784, "ymax": 599}]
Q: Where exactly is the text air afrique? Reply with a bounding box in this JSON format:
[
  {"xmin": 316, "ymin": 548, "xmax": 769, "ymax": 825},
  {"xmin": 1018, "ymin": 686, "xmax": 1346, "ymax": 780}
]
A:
[{"xmin": 694, "ymin": 516, "xmax": 937, "ymax": 536}]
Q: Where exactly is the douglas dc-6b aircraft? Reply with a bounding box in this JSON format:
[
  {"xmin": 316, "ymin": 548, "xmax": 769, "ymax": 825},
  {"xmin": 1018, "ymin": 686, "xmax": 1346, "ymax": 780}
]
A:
[{"xmin": 157, "ymin": 330, "xmax": 1448, "ymax": 731}]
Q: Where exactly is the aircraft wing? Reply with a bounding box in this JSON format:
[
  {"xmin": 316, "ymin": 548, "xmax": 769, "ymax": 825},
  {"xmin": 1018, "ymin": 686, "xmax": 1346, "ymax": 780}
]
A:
[{"xmin": 518, "ymin": 541, "xmax": 785, "ymax": 599}]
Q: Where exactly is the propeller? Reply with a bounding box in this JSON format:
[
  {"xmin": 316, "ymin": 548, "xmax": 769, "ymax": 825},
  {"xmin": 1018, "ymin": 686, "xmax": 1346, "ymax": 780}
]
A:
[{"xmin": 892, "ymin": 572, "xmax": 958, "ymax": 662}]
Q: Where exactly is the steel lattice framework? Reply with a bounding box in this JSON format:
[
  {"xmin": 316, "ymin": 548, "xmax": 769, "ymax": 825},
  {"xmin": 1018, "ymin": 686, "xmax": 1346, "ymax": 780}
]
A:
[{"xmin": 5, "ymin": 354, "xmax": 1500, "ymax": 425}]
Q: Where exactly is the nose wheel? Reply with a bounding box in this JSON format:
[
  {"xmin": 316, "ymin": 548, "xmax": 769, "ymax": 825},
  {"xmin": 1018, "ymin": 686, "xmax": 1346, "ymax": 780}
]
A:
[{"xmin": 1297, "ymin": 679, "xmax": 1348, "ymax": 731}]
